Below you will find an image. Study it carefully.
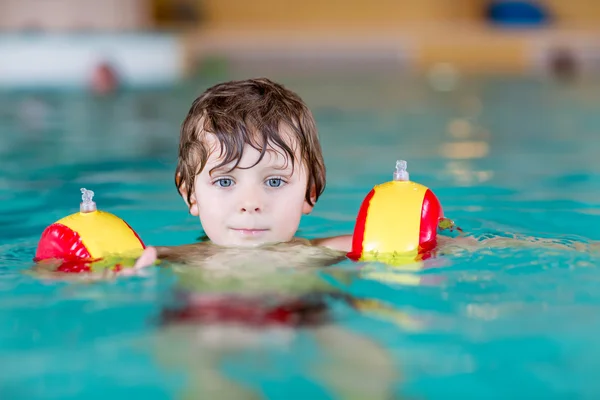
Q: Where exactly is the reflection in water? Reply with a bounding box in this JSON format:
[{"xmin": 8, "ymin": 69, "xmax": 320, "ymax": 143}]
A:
[
  {"xmin": 444, "ymin": 160, "xmax": 494, "ymax": 185},
  {"xmin": 1, "ymin": 91, "xmax": 182, "ymax": 171},
  {"xmin": 440, "ymin": 141, "xmax": 490, "ymax": 160},
  {"xmin": 147, "ymin": 245, "xmax": 404, "ymax": 399},
  {"xmin": 440, "ymin": 108, "xmax": 493, "ymax": 186}
]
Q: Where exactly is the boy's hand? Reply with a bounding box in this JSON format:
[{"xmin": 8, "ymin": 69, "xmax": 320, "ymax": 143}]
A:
[{"xmin": 120, "ymin": 246, "xmax": 158, "ymax": 276}]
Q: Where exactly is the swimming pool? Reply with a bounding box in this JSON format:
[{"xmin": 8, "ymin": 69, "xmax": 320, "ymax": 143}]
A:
[{"xmin": 2, "ymin": 71, "xmax": 600, "ymax": 399}]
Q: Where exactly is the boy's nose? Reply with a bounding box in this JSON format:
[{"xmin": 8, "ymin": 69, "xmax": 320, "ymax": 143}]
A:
[
  {"xmin": 241, "ymin": 204, "xmax": 261, "ymax": 213},
  {"xmin": 239, "ymin": 195, "xmax": 262, "ymax": 213}
]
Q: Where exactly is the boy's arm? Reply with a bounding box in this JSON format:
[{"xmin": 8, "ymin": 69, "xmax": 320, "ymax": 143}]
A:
[
  {"xmin": 311, "ymin": 235, "xmax": 352, "ymax": 253},
  {"xmin": 130, "ymin": 243, "xmax": 207, "ymax": 271},
  {"xmin": 131, "ymin": 246, "xmax": 159, "ymax": 270},
  {"xmin": 130, "ymin": 237, "xmax": 354, "ymax": 271}
]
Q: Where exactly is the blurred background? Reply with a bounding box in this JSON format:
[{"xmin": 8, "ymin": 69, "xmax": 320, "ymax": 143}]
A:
[
  {"xmin": 1, "ymin": 0, "xmax": 597, "ymax": 175},
  {"xmin": 1, "ymin": 0, "xmax": 599, "ymax": 88}
]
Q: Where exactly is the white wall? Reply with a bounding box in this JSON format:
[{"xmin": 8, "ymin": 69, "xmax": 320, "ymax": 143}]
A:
[
  {"xmin": 0, "ymin": 0, "xmax": 150, "ymax": 31},
  {"xmin": 0, "ymin": 34, "xmax": 183, "ymax": 88}
]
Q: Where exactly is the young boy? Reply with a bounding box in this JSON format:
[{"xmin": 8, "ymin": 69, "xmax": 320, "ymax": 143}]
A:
[
  {"xmin": 133, "ymin": 77, "xmax": 353, "ymax": 270},
  {"xmin": 132, "ymin": 78, "xmax": 399, "ymax": 399}
]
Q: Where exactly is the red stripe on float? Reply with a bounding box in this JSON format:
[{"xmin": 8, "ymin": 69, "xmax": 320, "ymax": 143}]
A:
[
  {"xmin": 348, "ymin": 189, "xmax": 375, "ymax": 260},
  {"xmin": 418, "ymin": 189, "xmax": 443, "ymax": 253},
  {"xmin": 34, "ymin": 223, "xmax": 92, "ymax": 261},
  {"xmin": 122, "ymin": 219, "xmax": 146, "ymax": 249},
  {"xmin": 56, "ymin": 260, "xmax": 92, "ymax": 273}
]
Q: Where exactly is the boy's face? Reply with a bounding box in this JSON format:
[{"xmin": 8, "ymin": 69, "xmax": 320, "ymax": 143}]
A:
[{"xmin": 182, "ymin": 131, "xmax": 315, "ymax": 247}]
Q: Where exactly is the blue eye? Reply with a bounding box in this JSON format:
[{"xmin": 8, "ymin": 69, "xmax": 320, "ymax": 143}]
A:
[
  {"xmin": 215, "ymin": 178, "xmax": 234, "ymax": 188},
  {"xmin": 266, "ymin": 178, "xmax": 284, "ymax": 188}
]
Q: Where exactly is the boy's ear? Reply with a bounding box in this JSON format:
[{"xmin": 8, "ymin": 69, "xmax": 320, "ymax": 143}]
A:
[
  {"xmin": 302, "ymin": 184, "xmax": 317, "ymax": 215},
  {"xmin": 179, "ymin": 182, "xmax": 199, "ymax": 216}
]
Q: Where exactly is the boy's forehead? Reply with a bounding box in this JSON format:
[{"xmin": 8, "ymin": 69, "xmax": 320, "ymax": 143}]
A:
[
  {"xmin": 203, "ymin": 128, "xmax": 300, "ymax": 169},
  {"xmin": 202, "ymin": 123, "xmax": 298, "ymax": 147}
]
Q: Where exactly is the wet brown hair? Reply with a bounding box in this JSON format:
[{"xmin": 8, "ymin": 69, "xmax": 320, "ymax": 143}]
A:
[{"xmin": 175, "ymin": 78, "xmax": 326, "ymax": 206}]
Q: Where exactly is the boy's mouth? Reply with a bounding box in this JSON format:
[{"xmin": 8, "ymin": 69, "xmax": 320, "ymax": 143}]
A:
[{"xmin": 231, "ymin": 228, "xmax": 269, "ymax": 237}]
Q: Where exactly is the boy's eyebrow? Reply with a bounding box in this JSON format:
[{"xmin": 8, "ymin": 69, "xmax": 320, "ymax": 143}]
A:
[
  {"xmin": 208, "ymin": 165, "xmax": 233, "ymax": 176},
  {"xmin": 208, "ymin": 161, "xmax": 293, "ymax": 176},
  {"xmin": 266, "ymin": 163, "xmax": 294, "ymax": 171}
]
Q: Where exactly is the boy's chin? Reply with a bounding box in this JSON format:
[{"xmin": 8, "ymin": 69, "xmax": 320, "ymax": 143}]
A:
[{"xmin": 212, "ymin": 233, "xmax": 293, "ymax": 248}]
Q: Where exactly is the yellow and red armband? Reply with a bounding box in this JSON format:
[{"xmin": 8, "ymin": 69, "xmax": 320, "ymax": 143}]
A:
[
  {"xmin": 348, "ymin": 160, "xmax": 443, "ymax": 264},
  {"xmin": 35, "ymin": 188, "xmax": 145, "ymax": 273}
]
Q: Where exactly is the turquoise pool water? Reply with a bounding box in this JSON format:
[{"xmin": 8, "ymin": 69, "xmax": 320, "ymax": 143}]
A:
[{"xmin": 2, "ymin": 72, "xmax": 600, "ymax": 399}]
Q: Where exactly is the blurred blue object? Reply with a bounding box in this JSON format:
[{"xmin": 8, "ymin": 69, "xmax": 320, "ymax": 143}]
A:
[{"xmin": 486, "ymin": 1, "xmax": 550, "ymax": 26}]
